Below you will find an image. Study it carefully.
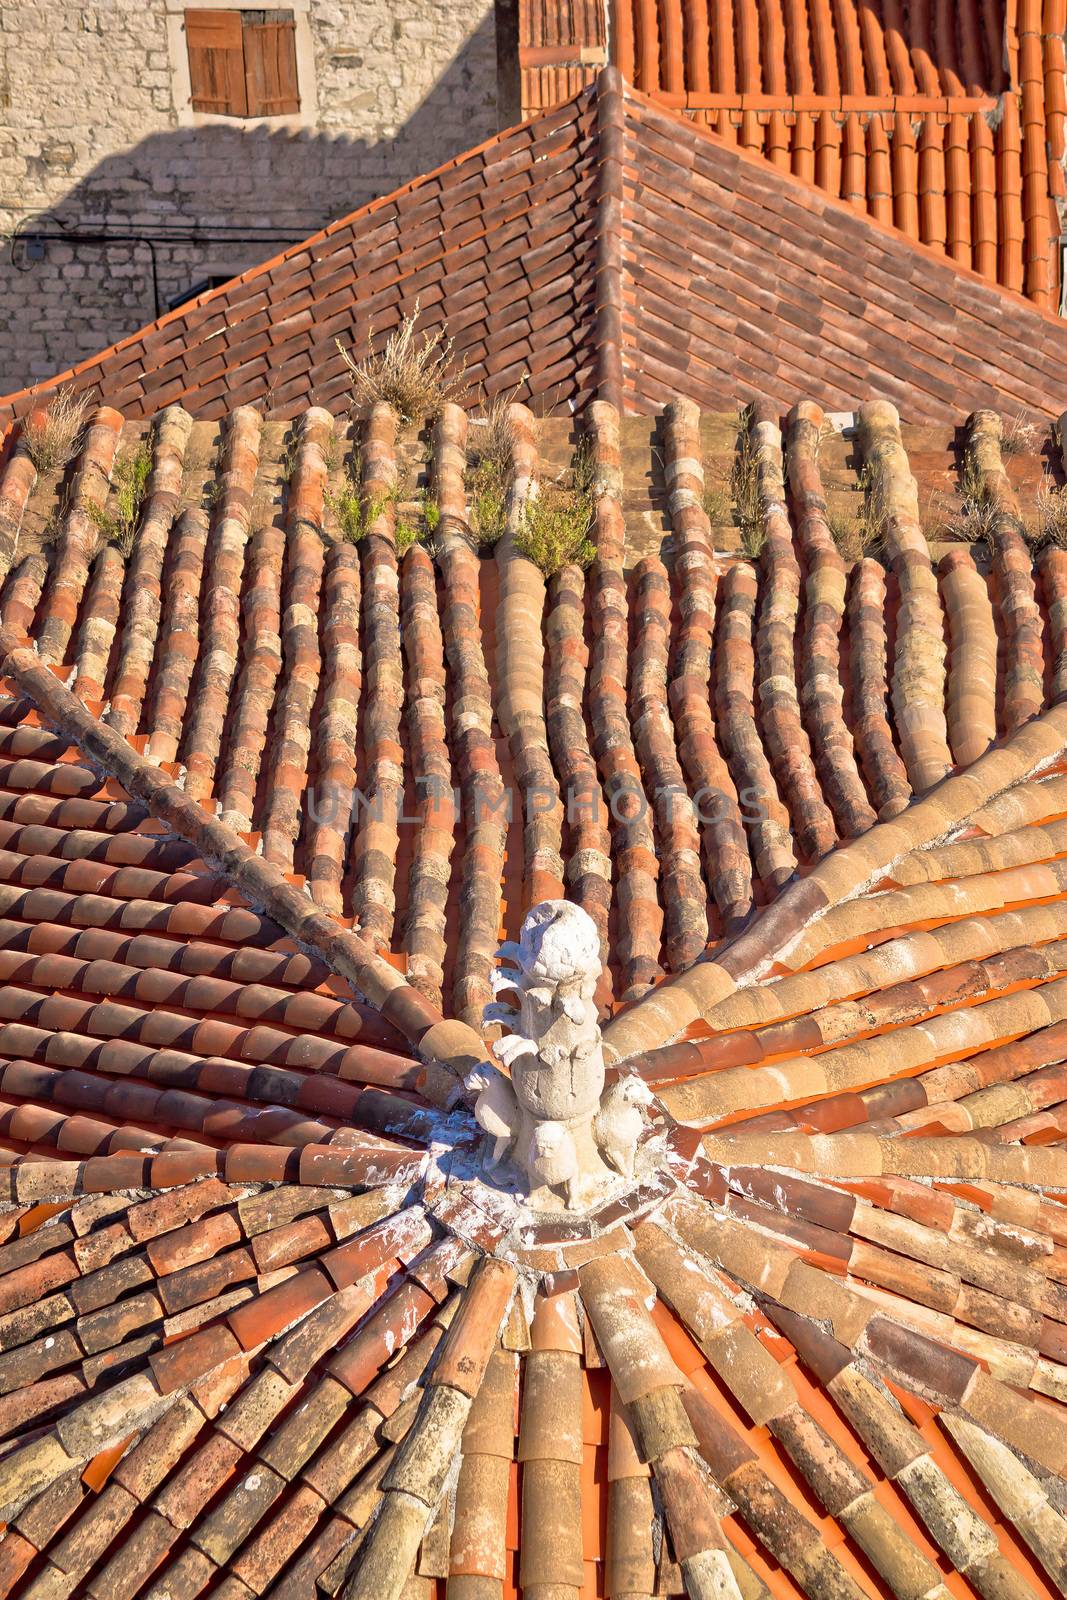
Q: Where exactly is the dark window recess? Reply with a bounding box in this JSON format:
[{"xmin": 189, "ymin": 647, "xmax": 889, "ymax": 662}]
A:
[
  {"xmin": 186, "ymin": 8, "xmax": 299, "ymax": 117},
  {"xmin": 166, "ymin": 274, "xmax": 234, "ymax": 312}
]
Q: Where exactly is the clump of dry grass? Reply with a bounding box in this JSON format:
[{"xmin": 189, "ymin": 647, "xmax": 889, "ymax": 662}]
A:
[
  {"xmin": 1000, "ymin": 412, "xmax": 1040, "ymax": 458},
  {"xmin": 701, "ymin": 470, "xmax": 731, "ymax": 529},
  {"xmin": 1031, "ymin": 475, "xmax": 1067, "ymax": 551},
  {"xmin": 515, "ymin": 440, "xmax": 596, "ymax": 577},
  {"xmin": 857, "ymin": 461, "xmax": 890, "ymax": 557},
  {"xmin": 732, "ymin": 405, "xmax": 764, "ymax": 558},
  {"xmin": 939, "ymin": 455, "xmax": 999, "ymax": 549},
  {"xmin": 826, "ymin": 503, "xmax": 879, "ymax": 563},
  {"xmin": 23, "ymin": 385, "xmax": 91, "ymax": 475},
  {"xmin": 469, "ymin": 390, "xmax": 520, "ymax": 473},
  {"xmin": 87, "ymin": 437, "xmax": 153, "ymax": 557},
  {"xmin": 824, "ymin": 463, "xmax": 891, "ymax": 563},
  {"xmin": 336, "ymin": 305, "xmax": 468, "ymax": 425}
]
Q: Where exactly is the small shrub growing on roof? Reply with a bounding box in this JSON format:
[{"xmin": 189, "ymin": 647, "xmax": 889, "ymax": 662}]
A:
[
  {"xmin": 465, "ymin": 389, "xmax": 522, "ymax": 549},
  {"xmin": 335, "ymin": 304, "xmax": 468, "ymax": 424},
  {"xmin": 515, "ymin": 441, "xmax": 596, "ymax": 578},
  {"xmin": 515, "ymin": 482, "xmax": 596, "ymax": 576},
  {"xmin": 397, "ymin": 495, "xmax": 442, "ymax": 554},
  {"xmin": 324, "ymin": 444, "xmax": 373, "ymax": 544},
  {"xmin": 87, "ymin": 437, "xmax": 154, "ymax": 557},
  {"xmin": 23, "ymin": 385, "xmax": 91, "ymax": 475},
  {"xmin": 395, "ymin": 514, "xmax": 425, "ymax": 555},
  {"xmin": 467, "ymin": 457, "xmax": 508, "ymax": 547},
  {"xmin": 326, "ymin": 485, "xmax": 384, "ymax": 545},
  {"xmin": 324, "ymin": 441, "xmax": 439, "ymax": 554}
]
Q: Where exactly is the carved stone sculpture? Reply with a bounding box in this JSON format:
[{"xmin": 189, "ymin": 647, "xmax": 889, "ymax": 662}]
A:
[{"xmin": 469, "ymin": 900, "xmax": 653, "ymax": 1209}]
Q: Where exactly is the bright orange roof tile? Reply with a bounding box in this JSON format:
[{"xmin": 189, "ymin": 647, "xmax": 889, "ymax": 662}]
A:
[{"xmin": 522, "ymin": 3, "xmax": 1067, "ymax": 307}]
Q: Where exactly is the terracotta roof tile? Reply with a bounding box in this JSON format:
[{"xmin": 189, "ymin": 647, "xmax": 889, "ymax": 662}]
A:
[
  {"xmin": 522, "ymin": 4, "xmax": 1065, "ymax": 306},
  {"xmin": 4, "ymin": 69, "xmax": 1067, "ymax": 430},
  {"xmin": 0, "ymin": 132, "xmax": 1062, "ymax": 1600}
]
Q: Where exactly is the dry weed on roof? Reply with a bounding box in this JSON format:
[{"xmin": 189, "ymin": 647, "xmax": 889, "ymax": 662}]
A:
[
  {"xmin": 336, "ymin": 306, "xmax": 469, "ymax": 424},
  {"xmin": 22, "ymin": 385, "xmax": 91, "ymax": 475}
]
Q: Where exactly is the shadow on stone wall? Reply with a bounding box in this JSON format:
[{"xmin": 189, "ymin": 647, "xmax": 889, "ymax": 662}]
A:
[{"xmin": 3, "ymin": 9, "xmax": 501, "ymax": 391}]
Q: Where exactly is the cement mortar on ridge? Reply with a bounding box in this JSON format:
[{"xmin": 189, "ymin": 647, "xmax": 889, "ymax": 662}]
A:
[{"xmin": 420, "ymin": 1105, "xmax": 701, "ymax": 1269}]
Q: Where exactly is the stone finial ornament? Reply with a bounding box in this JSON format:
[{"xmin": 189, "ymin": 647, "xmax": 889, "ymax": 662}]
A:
[{"xmin": 470, "ymin": 900, "xmax": 653, "ymax": 1209}]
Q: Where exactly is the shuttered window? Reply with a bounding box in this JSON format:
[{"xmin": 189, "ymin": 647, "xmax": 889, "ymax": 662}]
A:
[{"xmin": 186, "ymin": 8, "xmax": 299, "ymax": 117}]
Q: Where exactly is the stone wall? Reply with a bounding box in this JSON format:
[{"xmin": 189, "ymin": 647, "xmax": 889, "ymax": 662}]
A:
[{"xmin": 0, "ymin": 0, "xmax": 501, "ymax": 393}]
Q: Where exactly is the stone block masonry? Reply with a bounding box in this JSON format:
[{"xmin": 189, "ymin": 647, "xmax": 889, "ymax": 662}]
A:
[{"xmin": 0, "ymin": 0, "xmax": 500, "ymax": 390}]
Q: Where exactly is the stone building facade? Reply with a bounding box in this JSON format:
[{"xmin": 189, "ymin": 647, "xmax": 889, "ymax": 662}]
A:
[{"xmin": 0, "ymin": 0, "xmax": 506, "ymax": 392}]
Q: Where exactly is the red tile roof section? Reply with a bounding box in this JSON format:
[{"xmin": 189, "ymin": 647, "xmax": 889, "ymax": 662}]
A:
[
  {"xmin": 0, "ymin": 651, "xmax": 1062, "ymax": 1597},
  {"xmin": 619, "ymin": 78, "xmax": 1067, "ymax": 420},
  {"xmin": 525, "ymin": 2, "xmax": 1067, "ymax": 307},
  {"xmin": 518, "ymin": 0, "xmax": 606, "ymax": 113},
  {"xmin": 0, "ymin": 95, "xmax": 601, "ymax": 429},
  {"xmin": 4, "ymin": 68, "xmax": 1067, "ymax": 428}
]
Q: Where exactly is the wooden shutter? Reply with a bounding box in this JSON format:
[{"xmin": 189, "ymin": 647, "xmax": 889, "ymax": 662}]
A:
[
  {"xmin": 244, "ymin": 16, "xmax": 300, "ymax": 116},
  {"xmin": 186, "ymin": 9, "xmax": 248, "ymax": 115}
]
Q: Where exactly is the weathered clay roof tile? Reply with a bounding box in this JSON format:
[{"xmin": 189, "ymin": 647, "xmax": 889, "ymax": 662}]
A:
[
  {"xmin": 5, "ymin": 65, "xmax": 1067, "ymax": 432},
  {"xmin": 0, "ymin": 62, "xmax": 1061, "ymax": 1600},
  {"xmin": 568, "ymin": 2, "xmax": 1067, "ymax": 306}
]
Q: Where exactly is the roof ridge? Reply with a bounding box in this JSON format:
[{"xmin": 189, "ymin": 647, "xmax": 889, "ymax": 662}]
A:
[{"xmin": 594, "ymin": 65, "xmax": 626, "ymax": 409}]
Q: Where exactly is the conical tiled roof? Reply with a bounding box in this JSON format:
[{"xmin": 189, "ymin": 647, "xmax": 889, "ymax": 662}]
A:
[{"xmin": 0, "ymin": 378, "xmax": 1062, "ymax": 1598}]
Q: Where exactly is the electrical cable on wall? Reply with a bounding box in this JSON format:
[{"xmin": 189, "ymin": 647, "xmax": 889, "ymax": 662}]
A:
[{"xmin": 6, "ymin": 213, "xmax": 315, "ymax": 316}]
